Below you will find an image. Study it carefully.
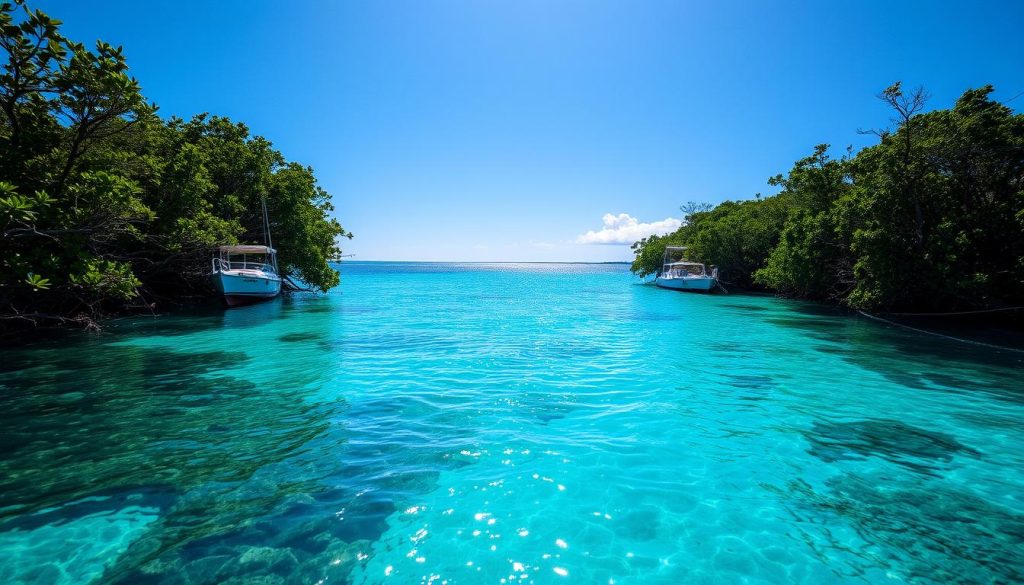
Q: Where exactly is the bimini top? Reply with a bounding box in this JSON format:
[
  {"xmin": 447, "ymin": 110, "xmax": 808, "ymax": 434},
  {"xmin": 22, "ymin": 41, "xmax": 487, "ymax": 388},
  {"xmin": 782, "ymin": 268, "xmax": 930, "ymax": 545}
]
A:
[{"xmin": 219, "ymin": 245, "xmax": 276, "ymax": 254}]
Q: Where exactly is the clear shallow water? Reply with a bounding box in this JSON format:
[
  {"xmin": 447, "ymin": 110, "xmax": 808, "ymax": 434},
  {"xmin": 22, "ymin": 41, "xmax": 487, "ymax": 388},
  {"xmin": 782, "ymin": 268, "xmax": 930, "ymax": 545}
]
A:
[{"xmin": 1, "ymin": 262, "xmax": 1022, "ymax": 585}]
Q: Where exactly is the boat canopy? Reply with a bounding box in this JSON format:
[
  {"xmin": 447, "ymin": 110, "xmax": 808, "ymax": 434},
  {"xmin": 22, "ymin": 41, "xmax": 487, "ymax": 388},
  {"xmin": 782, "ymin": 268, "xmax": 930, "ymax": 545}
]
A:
[
  {"xmin": 660, "ymin": 246, "xmax": 709, "ymax": 277},
  {"xmin": 219, "ymin": 245, "xmax": 276, "ymax": 255},
  {"xmin": 664, "ymin": 262, "xmax": 706, "ymax": 275},
  {"xmin": 662, "ymin": 246, "xmax": 696, "ymax": 264}
]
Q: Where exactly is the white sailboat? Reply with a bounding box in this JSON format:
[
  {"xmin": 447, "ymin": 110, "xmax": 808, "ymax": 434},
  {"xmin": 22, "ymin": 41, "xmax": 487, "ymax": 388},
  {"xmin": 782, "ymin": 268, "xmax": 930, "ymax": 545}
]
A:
[
  {"xmin": 211, "ymin": 200, "xmax": 282, "ymax": 306},
  {"xmin": 654, "ymin": 246, "xmax": 719, "ymax": 292}
]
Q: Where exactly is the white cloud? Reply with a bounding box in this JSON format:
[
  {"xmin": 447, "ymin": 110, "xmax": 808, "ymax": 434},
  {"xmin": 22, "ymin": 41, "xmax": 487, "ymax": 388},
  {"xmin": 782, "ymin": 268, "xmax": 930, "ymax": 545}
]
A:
[{"xmin": 575, "ymin": 213, "xmax": 682, "ymax": 245}]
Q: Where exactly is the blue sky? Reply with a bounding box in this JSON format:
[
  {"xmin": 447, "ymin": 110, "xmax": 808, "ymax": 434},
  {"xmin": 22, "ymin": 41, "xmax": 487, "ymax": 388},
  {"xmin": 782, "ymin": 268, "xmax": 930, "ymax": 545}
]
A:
[{"xmin": 39, "ymin": 1, "xmax": 1023, "ymax": 261}]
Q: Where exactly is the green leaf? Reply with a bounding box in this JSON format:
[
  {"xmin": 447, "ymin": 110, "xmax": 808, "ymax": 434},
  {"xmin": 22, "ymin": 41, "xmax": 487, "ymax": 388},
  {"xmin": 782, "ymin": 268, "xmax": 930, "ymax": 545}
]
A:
[{"xmin": 25, "ymin": 273, "xmax": 50, "ymax": 290}]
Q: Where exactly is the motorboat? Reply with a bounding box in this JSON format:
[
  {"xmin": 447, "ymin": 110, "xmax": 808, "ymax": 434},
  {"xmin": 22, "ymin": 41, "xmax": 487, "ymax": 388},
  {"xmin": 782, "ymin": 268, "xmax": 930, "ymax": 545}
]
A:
[
  {"xmin": 212, "ymin": 245, "xmax": 282, "ymax": 306},
  {"xmin": 212, "ymin": 198, "xmax": 283, "ymax": 306},
  {"xmin": 654, "ymin": 246, "xmax": 719, "ymax": 292}
]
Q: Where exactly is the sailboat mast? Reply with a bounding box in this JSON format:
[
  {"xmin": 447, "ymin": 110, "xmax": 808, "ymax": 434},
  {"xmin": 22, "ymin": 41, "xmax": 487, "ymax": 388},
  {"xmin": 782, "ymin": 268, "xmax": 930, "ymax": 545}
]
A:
[{"xmin": 261, "ymin": 197, "xmax": 277, "ymax": 271}]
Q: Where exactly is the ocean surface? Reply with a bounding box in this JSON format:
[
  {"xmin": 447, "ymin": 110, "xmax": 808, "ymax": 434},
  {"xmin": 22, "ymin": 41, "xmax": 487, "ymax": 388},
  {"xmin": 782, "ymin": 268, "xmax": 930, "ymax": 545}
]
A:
[{"xmin": 1, "ymin": 261, "xmax": 1022, "ymax": 585}]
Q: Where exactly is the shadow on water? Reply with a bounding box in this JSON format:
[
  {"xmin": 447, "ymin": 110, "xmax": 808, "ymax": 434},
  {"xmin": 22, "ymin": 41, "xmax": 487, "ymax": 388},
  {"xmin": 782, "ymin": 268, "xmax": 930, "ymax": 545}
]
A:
[
  {"xmin": 723, "ymin": 374, "xmax": 775, "ymax": 391},
  {"xmin": 761, "ymin": 299, "xmax": 1024, "ymax": 404},
  {"xmin": 704, "ymin": 340, "xmax": 758, "ymax": 359},
  {"xmin": 756, "ymin": 301, "xmax": 855, "ymax": 345},
  {"xmin": 218, "ymin": 299, "xmax": 287, "ymax": 328},
  {"xmin": 764, "ymin": 316, "xmax": 848, "ymax": 341},
  {"xmin": 279, "ymin": 332, "xmax": 327, "ymax": 343},
  {"xmin": 836, "ymin": 319, "xmax": 1024, "ymax": 404},
  {"xmin": 84, "ymin": 298, "xmax": 289, "ymax": 340},
  {"xmin": 773, "ymin": 473, "xmax": 1024, "ymax": 584},
  {"xmin": 717, "ymin": 304, "xmax": 774, "ymax": 318},
  {"xmin": 803, "ymin": 419, "xmax": 981, "ymax": 475}
]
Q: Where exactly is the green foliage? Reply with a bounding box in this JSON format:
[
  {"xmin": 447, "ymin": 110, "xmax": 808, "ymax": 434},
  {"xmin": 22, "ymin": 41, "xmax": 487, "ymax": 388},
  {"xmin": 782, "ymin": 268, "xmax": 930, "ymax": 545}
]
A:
[
  {"xmin": 631, "ymin": 197, "xmax": 789, "ymax": 288},
  {"xmin": 629, "ymin": 201, "xmax": 711, "ymax": 277},
  {"xmin": 633, "ymin": 85, "xmax": 1024, "ymax": 312},
  {"xmin": 0, "ymin": 2, "xmax": 350, "ymax": 327},
  {"xmin": 266, "ymin": 163, "xmax": 349, "ymax": 291},
  {"xmin": 631, "ymin": 233, "xmax": 685, "ymax": 278},
  {"xmin": 686, "ymin": 197, "xmax": 791, "ymax": 288},
  {"xmin": 0, "ymin": 180, "xmax": 53, "ymax": 223},
  {"xmin": 754, "ymin": 145, "xmax": 854, "ymax": 299},
  {"xmin": 24, "ymin": 272, "xmax": 48, "ymax": 290},
  {"xmin": 844, "ymin": 86, "xmax": 1024, "ymax": 310}
]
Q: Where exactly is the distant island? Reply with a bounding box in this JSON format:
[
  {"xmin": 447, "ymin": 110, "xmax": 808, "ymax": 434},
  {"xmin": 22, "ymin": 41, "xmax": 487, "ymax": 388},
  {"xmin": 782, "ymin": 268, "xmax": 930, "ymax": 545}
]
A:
[
  {"xmin": 632, "ymin": 83, "xmax": 1024, "ymax": 314},
  {"xmin": 0, "ymin": 2, "xmax": 350, "ymax": 331}
]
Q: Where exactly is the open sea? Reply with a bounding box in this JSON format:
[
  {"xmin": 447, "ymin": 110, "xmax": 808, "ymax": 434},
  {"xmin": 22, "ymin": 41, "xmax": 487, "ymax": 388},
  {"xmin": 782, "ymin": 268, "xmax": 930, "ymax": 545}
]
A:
[{"xmin": 1, "ymin": 261, "xmax": 1022, "ymax": 585}]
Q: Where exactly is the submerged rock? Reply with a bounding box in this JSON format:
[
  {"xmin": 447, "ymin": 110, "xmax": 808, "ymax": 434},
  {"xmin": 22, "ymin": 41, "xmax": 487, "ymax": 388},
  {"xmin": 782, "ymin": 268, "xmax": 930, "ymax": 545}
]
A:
[
  {"xmin": 237, "ymin": 546, "xmax": 299, "ymax": 573},
  {"xmin": 804, "ymin": 419, "xmax": 980, "ymax": 472},
  {"xmin": 779, "ymin": 472, "xmax": 1024, "ymax": 584}
]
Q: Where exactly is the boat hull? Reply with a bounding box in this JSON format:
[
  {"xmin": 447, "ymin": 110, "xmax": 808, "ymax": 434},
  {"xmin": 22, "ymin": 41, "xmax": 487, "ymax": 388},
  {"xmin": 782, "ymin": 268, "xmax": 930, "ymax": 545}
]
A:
[
  {"xmin": 215, "ymin": 271, "xmax": 281, "ymax": 307},
  {"xmin": 655, "ymin": 276, "xmax": 717, "ymax": 292}
]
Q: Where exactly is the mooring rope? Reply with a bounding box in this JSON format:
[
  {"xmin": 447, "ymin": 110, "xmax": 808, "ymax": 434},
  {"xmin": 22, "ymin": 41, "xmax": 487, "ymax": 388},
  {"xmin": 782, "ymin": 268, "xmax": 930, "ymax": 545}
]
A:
[
  {"xmin": 283, "ymin": 275, "xmax": 313, "ymax": 292},
  {"xmin": 878, "ymin": 306, "xmax": 1024, "ymax": 317},
  {"xmin": 857, "ymin": 310, "xmax": 1024, "ymax": 354}
]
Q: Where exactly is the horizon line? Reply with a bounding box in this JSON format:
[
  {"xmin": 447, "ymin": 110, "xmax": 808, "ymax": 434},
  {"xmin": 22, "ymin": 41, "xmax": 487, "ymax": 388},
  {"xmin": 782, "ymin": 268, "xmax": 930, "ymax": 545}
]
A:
[{"xmin": 332, "ymin": 260, "xmax": 632, "ymax": 265}]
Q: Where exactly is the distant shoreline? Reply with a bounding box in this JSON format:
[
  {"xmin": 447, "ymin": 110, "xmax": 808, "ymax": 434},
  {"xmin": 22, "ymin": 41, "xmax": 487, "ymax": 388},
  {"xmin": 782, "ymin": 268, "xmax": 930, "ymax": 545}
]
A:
[{"xmin": 332, "ymin": 260, "xmax": 632, "ymax": 265}]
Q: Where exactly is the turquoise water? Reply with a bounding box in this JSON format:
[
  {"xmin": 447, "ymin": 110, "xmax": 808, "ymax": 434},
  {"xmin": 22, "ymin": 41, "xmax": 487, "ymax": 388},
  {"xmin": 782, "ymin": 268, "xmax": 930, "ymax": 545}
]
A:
[{"xmin": 1, "ymin": 262, "xmax": 1022, "ymax": 585}]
